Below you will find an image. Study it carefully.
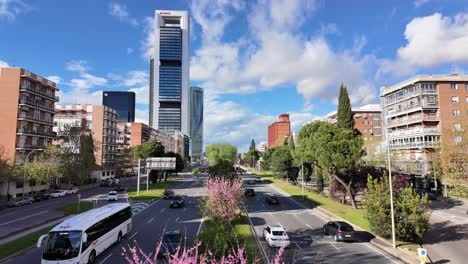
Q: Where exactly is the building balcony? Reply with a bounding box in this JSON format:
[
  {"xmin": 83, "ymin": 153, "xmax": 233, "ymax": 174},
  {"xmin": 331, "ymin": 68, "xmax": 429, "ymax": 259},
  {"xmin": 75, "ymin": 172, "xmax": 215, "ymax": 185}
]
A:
[
  {"xmin": 389, "ymin": 141, "xmax": 440, "ymax": 150},
  {"xmin": 19, "ymin": 99, "xmax": 55, "ymax": 113},
  {"xmin": 17, "ymin": 113, "xmax": 54, "ymax": 126},
  {"xmin": 17, "ymin": 128, "xmax": 57, "ymax": 138},
  {"xmin": 16, "ymin": 142, "xmax": 46, "ymax": 150},
  {"xmin": 386, "ymin": 115, "xmax": 439, "ymax": 128},
  {"xmin": 388, "ymin": 127, "xmax": 440, "ymax": 139},
  {"xmin": 20, "ymin": 85, "xmax": 59, "ymax": 102},
  {"xmin": 385, "ymin": 103, "xmax": 438, "ymax": 118},
  {"xmin": 393, "ymin": 160, "xmax": 432, "ymax": 176}
]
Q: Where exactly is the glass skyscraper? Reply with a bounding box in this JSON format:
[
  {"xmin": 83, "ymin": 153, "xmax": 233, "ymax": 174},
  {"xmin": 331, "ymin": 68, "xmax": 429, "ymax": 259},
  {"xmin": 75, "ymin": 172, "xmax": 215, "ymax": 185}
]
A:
[
  {"xmin": 102, "ymin": 91, "xmax": 135, "ymax": 122},
  {"xmin": 190, "ymin": 87, "xmax": 203, "ymax": 160},
  {"xmin": 150, "ymin": 10, "xmax": 189, "ymax": 135}
]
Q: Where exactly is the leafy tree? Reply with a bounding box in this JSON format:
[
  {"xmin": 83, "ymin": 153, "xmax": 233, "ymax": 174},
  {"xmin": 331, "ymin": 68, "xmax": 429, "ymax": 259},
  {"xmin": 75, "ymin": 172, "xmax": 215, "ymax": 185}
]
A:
[
  {"xmin": 337, "ymin": 84, "xmax": 354, "ymax": 130},
  {"xmin": 24, "ymin": 146, "xmax": 63, "ymax": 191},
  {"xmin": 209, "ymin": 160, "xmax": 236, "ymax": 180},
  {"xmin": 205, "ymin": 143, "xmax": 237, "ymax": 166},
  {"xmin": 295, "ymin": 121, "xmax": 363, "ymax": 208},
  {"xmin": 164, "ymin": 151, "xmax": 185, "ymax": 173},
  {"xmin": 270, "ymin": 146, "xmax": 298, "ymax": 182},
  {"xmin": 315, "ymin": 166, "xmax": 325, "ymax": 193},
  {"xmin": 260, "ymin": 147, "xmax": 275, "ymax": 170},
  {"xmin": 79, "ymin": 133, "xmax": 96, "ymax": 182},
  {"xmin": 133, "ymin": 139, "xmax": 165, "ymax": 160},
  {"xmin": 288, "ymin": 135, "xmax": 295, "ymax": 151},
  {"xmin": 245, "ymin": 139, "xmax": 260, "ymax": 167}
]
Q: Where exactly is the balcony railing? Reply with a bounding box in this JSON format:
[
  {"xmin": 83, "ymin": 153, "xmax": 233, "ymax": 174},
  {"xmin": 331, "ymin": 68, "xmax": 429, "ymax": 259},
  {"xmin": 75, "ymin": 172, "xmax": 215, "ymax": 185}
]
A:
[
  {"xmin": 389, "ymin": 141, "xmax": 440, "ymax": 150},
  {"xmin": 386, "ymin": 102, "xmax": 438, "ymax": 117},
  {"xmin": 387, "ymin": 115, "xmax": 439, "ymax": 127},
  {"xmin": 20, "ymin": 85, "xmax": 59, "ymax": 102},
  {"xmin": 17, "ymin": 113, "xmax": 54, "ymax": 125},
  {"xmin": 388, "ymin": 127, "xmax": 440, "ymax": 138},
  {"xmin": 19, "ymin": 99, "xmax": 55, "ymax": 113},
  {"xmin": 16, "ymin": 143, "xmax": 46, "ymax": 149},
  {"xmin": 17, "ymin": 128, "xmax": 57, "ymax": 138}
]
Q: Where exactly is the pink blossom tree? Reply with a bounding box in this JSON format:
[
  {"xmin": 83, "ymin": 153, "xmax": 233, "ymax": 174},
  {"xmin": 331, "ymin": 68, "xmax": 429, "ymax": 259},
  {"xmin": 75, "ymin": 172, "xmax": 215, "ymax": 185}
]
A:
[{"xmin": 204, "ymin": 178, "xmax": 243, "ymax": 222}]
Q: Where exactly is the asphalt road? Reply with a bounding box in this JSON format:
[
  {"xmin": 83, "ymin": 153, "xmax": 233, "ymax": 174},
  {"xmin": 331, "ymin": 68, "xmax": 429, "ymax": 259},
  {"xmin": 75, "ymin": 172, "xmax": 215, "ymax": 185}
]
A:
[
  {"xmin": 2, "ymin": 175, "xmax": 205, "ymax": 264},
  {"xmin": 0, "ymin": 178, "xmax": 137, "ymax": 239},
  {"xmin": 243, "ymin": 174, "xmax": 402, "ymax": 264}
]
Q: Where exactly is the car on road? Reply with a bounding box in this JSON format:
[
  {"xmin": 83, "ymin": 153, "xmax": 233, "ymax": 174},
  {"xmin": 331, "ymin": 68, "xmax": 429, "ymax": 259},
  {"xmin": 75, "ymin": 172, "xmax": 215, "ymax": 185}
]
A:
[
  {"xmin": 114, "ymin": 184, "xmax": 124, "ymax": 192},
  {"xmin": 33, "ymin": 193, "xmax": 51, "ymax": 202},
  {"xmin": 263, "ymin": 224, "xmax": 290, "ymax": 248},
  {"xmin": 50, "ymin": 190, "xmax": 67, "ymax": 198},
  {"xmin": 170, "ymin": 196, "xmax": 185, "ymax": 208},
  {"xmin": 7, "ymin": 197, "xmax": 34, "ymax": 207},
  {"xmin": 245, "ymin": 188, "xmax": 255, "ymax": 197},
  {"xmin": 322, "ymin": 221, "xmax": 356, "ymax": 242},
  {"xmin": 163, "ymin": 189, "xmax": 175, "ymax": 199},
  {"xmin": 107, "ymin": 191, "xmax": 118, "ymax": 201},
  {"xmin": 255, "ymin": 176, "xmax": 262, "ymax": 182},
  {"xmin": 66, "ymin": 187, "xmax": 79, "ymax": 194},
  {"xmin": 158, "ymin": 230, "xmax": 184, "ymax": 258},
  {"xmin": 265, "ymin": 194, "xmax": 279, "ymax": 205}
]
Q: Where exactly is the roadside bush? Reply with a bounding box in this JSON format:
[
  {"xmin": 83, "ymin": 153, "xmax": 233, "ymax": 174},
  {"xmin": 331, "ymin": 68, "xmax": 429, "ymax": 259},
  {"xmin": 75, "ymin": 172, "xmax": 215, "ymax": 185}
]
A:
[
  {"xmin": 203, "ymin": 178, "xmax": 242, "ymax": 222},
  {"xmin": 191, "ymin": 168, "xmax": 201, "ymax": 174}
]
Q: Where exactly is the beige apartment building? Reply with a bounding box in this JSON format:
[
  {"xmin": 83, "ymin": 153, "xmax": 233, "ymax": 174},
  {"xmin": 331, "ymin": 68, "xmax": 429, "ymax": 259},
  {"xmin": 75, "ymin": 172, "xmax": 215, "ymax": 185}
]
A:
[
  {"xmin": 380, "ymin": 74, "xmax": 468, "ymax": 179},
  {"xmin": 54, "ymin": 104, "xmax": 118, "ymax": 180},
  {"xmin": 0, "ymin": 67, "xmax": 59, "ymax": 199}
]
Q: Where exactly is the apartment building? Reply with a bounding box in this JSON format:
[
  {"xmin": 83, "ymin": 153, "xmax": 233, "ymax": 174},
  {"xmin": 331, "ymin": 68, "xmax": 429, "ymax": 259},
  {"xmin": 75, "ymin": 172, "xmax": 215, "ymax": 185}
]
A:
[
  {"xmin": 54, "ymin": 104, "xmax": 118, "ymax": 180},
  {"xmin": 0, "ymin": 68, "xmax": 59, "ymax": 198},
  {"xmin": 268, "ymin": 114, "xmax": 291, "ymax": 148},
  {"xmin": 380, "ymin": 74, "xmax": 468, "ymax": 178}
]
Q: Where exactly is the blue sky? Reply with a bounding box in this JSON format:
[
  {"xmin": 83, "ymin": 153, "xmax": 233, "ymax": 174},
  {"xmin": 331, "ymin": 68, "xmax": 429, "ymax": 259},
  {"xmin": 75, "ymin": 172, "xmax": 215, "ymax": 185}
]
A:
[{"xmin": 1, "ymin": 0, "xmax": 468, "ymax": 151}]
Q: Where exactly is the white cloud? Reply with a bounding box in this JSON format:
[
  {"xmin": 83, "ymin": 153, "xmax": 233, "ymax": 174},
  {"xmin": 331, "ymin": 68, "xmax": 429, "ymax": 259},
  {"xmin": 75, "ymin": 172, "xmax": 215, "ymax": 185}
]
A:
[
  {"xmin": 377, "ymin": 13, "xmax": 468, "ymax": 78},
  {"xmin": 69, "ymin": 73, "xmax": 107, "ymax": 90},
  {"xmin": 46, "ymin": 75, "xmax": 62, "ymax": 84},
  {"xmin": 57, "ymin": 89, "xmax": 103, "ymax": 105},
  {"xmin": 414, "ymin": 0, "xmax": 432, "ymax": 7},
  {"xmin": 66, "ymin": 60, "xmax": 90, "ymax": 73},
  {"xmin": 141, "ymin": 16, "xmax": 155, "ymax": 60},
  {"xmin": 0, "ymin": 0, "xmax": 30, "ymax": 21},
  {"xmin": 134, "ymin": 108, "xmax": 148, "ymax": 124},
  {"xmin": 108, "ymin": 2, "xmax": 138, "ymax": 26},
  {"xmin": 129, "ymin": 85, "xmax": 148, "ymax": 105},
  {"xmin": 0, "ymin": 59, "xmax": 8, "ymax": 67}
]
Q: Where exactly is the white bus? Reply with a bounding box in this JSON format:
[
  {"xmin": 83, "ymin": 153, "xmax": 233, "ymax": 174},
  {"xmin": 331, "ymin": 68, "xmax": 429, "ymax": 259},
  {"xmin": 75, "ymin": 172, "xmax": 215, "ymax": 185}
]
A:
[{"xmin": 37, "ymin": 203, "xmax": 132, "ymax": 264}]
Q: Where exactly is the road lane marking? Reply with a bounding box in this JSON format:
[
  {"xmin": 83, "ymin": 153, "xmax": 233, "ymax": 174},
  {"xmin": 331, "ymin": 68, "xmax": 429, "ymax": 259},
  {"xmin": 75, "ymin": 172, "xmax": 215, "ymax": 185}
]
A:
[
  {"xmin": 175, "ymin": 217, "xmax": 180, "ymax": 222},
  {"xmin": 128, "ymin": 232, "xmax": 138, "ymax": 240},
  {"xmin": 160, "ymin": 208, "xmax": 166, "ymax": 213},
  {"xmin": 293, "ymin": 240, "xmax": 302, "ymax": 250},
  {"xmin": 147, "ymin": 218, "xmax": 154, "ymax": 224},
  {"xmin": 0, "ymin": 210, "xmax": 49, "ymax": 226},
  {"xmin": 183, "ymin": 208, "xmax": 187, "ymax": 212},
  {"xmin": 306, "ymin": 224, "xmax": 314, "ymax": 231},
  {"xmin": 196, "ymin": 215, "xmax": 205, "ymax": 236},
  {"xmin": 143, "ymin": 252, "xmax": 153, "ymax": 264},
  {"xmin": 329, "ymin": 242, "xmax": 341, "ymax": 252},
  {"xmin": 361, "ymin": 242, "xmax": 399, "ymax": 264},
  {"xmin": 99, "ymin": 253, "xmax": 112, "ymax": 264}
]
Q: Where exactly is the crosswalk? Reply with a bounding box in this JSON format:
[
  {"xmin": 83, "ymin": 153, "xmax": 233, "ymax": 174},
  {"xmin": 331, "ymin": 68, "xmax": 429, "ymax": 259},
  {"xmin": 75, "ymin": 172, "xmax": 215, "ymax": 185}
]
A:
[{"xmin": 131, "ymin": 202, "xmax": 149, "ymax": 215}]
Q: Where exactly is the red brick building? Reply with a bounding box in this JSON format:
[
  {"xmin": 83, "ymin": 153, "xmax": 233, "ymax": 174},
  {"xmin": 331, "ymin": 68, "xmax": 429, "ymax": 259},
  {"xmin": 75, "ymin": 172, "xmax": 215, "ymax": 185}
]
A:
[{"xmin": 268, "ymin": 114, "xmax": 291, "ymax": 148}]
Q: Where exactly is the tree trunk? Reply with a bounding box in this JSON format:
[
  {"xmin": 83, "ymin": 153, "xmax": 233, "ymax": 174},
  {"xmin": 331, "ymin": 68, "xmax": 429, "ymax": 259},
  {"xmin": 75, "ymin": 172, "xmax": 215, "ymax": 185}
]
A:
[{"xmin": 332, "ymin": 174, "xmax": 357, "ymax": 209}]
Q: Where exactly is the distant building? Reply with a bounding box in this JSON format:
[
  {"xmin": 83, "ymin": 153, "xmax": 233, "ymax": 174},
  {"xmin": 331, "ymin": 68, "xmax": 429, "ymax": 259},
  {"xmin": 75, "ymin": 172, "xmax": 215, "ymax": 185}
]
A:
[
  {"xmin": 257, "ymin": 141, "xmax": 268, "ymax": 152},
  {"xmin": 0, "ymin": 67, "xmax": 59, "ymax": 199},
  {"xmin": 102, "ymin": 91, "xmax": 135, "ymax": 122},
  {"xmin": 54, "ymin": 104, "xmax": 118, "ymax": 180},
  {"xmin": 380, "ymin": 74, "xmax": 468, "ymax": 180},
  {"xmin": 190, "ymin": 87, "xmax": 203, "ymax": 161},
  {"xmin": 268, "ymin": 114, "xmax": 291, "ymax": 148},
  {"xmin": 150, "ymin": 10, "xmax": 190, "ymax": 135},
  {"xmin": 174, "ymin": 131, "xmax": 190, "ymax": 162}
]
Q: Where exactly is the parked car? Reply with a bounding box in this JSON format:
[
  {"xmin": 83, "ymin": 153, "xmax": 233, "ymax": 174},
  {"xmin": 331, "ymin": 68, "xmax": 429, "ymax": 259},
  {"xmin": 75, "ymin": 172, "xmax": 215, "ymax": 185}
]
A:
[
  {"xmin": 170, "ymin": 196, "xmax": 185, "ymax": 208},
  {"xmin": 265, "ymin": 194, "xmax": 279, "ymax": 205},
  {"xmin": 255, "ymin": 176, "xmax": 262, "ymax": 182},
  {"xmin": 66, "ymin": 187, "xmax": 79, "ymax": 194},
  {"xmin": 158, "ymin": 230, "xmax": 184, "ymax": 258},
  {"xmin": 163, "ymin": 189, "xmax": 175, "ymax": 199},
  {"xmin": 50, "ymin": 190, "xmax": 67, "ymax": 198},
  {"xmin": 245, "ymin": 188, "xmax": 255, "ymax": 197},
  {"xmin": 114, "ymin": 184, "xmax": 124, "ymax": 192},
  {"xmin": 32, "ymin": 193, "xmax": 51, "ymax": 202},
  {"xmin": 322, "ymin": 221, "xmax": 356, "ymax": 242},
  {"xmin": 7, "ymin": 197, "xmax": 34, "ymax": 207},
  {"xmin": 263, "ymin": 224, "xmax": 290, "ymax": 248},
  {"xmin": 107, "ymin": 191, "xmax": 118, "ymax": 201}
]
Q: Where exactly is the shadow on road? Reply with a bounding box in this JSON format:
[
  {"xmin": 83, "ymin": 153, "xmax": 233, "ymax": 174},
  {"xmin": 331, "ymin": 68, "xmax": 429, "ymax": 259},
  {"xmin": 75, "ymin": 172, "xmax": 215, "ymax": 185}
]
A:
[{"xmin": 423, "ymin": 220, "xmax": 468, "ymax": 244}]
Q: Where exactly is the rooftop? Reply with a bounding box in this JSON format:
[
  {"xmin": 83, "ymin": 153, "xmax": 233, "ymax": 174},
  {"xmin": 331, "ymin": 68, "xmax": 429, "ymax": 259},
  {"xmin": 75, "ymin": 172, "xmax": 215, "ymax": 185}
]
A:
[{"xmin": 380, "ymin": 74, "xmax": 468, "ymax": 96}]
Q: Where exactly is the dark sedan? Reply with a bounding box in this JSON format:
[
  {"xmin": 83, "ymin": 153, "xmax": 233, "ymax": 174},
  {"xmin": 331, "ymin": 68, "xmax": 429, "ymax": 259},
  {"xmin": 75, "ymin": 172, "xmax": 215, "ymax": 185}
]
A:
[
  {"xmin": 32, "ymin": 193, "xmax": 51, "ymax": 202},
  {"xmin": 265, "ymin": 194, "xmax": 279, "ymax": 205},
  {"xmin": 163, "ymin": 189, "xmax": 175, "ymax": 199},
  {"xmin": 158, "ymin": 230, "xmax": 184, "ymax": 258},
  {"xmin": 322, "ymin": 221, "xmax": 356, "ymax": 242},
  {"xmin": 114, "ymin": 184, "xmax": 125, "ymax": 192},
  {"xmin": 245, "ymin": 188, "xmax": 255, "ymax": 197},
  {"xmin": 170, "ymin": 196, "xmax": 185, "ymax": 208}
]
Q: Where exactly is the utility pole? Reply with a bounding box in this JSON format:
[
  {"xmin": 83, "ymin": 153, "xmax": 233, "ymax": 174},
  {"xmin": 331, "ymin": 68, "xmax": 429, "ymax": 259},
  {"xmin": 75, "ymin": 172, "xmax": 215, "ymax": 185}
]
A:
[
  {"xmin": 301, "ymin": 161, "xmax": 304, "ymax": 200},
  {"xmin": 137, "ymin": 158, "xmax": 141, "ymax": 197},
  {"xmin": 386, "ymin": 140, "xmax": 396, "ymax": 249}
]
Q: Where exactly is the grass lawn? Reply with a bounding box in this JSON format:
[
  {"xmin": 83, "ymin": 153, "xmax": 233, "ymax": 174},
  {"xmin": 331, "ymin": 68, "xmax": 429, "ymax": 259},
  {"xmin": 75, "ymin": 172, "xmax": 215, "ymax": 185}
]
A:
[
  {"xmin": 0, "ymin": 226, "xmax": 53, "ymax": 260},
  {"xmin": 54, "ymin": 201, "xmax": 95, "ymax": 215},
  {"xmin": 127, "ymin": 180, "xmax": 173, "ymax": 201},
  {"xmin": 249, "ymin": 169, "xmax": 370, "ymax": 231}
]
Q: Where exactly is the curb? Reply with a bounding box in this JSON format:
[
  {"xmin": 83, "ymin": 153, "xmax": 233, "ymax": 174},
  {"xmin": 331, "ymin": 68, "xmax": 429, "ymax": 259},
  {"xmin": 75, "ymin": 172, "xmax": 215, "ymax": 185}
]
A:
[{"xmin": 0, "ymin": 244, "xmax": 35, "ymax": 263}]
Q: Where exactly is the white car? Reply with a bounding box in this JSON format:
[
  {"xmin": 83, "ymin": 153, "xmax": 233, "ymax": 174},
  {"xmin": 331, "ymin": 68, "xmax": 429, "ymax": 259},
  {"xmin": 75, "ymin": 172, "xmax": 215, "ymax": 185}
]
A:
[
  {"xmin": 50, "ymin": 190, "xmax": 67, "ymax": 198},
  {"xmin": 66, "ymin": 187, "xmax": 79, "ymax": 194},
  {"xmin": 263, "ymin": 224, "xmax": 290, "ymax": 248},
  {"xmin": 255, "ymin": 176, "xmax": 262, "ymax": 182},
  {"xmin": 107, "ymin": 191, "xmax": 118, "ymax": 201}
]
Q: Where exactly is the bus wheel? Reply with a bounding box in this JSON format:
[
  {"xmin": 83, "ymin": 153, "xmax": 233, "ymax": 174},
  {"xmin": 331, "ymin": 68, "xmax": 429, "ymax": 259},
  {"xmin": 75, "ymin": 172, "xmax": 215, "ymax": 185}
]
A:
[
  {"xmin": 88, "ymin": 250, "xmax": 96, "ymax": 264},
  {"xmin": 117, "ymin": 232, "xmax": 123, "ymax": 243}
]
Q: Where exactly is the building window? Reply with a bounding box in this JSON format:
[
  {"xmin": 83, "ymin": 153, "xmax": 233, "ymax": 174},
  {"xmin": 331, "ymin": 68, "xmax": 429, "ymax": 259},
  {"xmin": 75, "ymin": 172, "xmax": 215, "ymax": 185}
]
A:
[
  {"xmin": 454, "ymin": 124, "xmax": 461, "ymax": 131},
  {"xmin": 362, "ymin": 121, "xmax": 365, "ymax": 125},
  {"xmin": 451, "ymin": 84, "xmax": 458, "ymax": 90},
  {"xmin": 451, "ymin": 96, "xmax": 459, "ymax": 103},
  {"xmin": 466, "ymin": 96, "xmax": 468, "ymax": 103},
  {"xmin": 454, "ymin": 136, "xmax": 462, "ymax": 144},
  {"xmin": 452, "ymin": 109, "xmax": 460, "ymax": 116},
  {"xmin": 465, "ymin": 84, "xmax": 468, "ymax": 90}
]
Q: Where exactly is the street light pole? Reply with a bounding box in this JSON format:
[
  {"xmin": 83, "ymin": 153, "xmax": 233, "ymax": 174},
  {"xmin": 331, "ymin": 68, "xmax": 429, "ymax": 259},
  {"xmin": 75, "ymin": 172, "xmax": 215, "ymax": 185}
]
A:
[
  {"xmin": 137, "ymin": 158, "xmax": 141, "ymax": 197},
  {"xmin": 386, "ymin": 139, "xmax": 397, "ymax": 249},
  {"xmin": 301, "ymin": 161, "xmax": 304, "ymax": 200},
  {"xmin": 22, "ymin": 149, "xmax": 42, "ymax": 197}
]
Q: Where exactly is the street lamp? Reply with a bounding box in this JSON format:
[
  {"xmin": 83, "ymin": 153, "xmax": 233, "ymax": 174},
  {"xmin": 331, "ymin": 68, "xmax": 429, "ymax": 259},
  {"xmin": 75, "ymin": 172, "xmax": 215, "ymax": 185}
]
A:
[
  {"xmin": 386, "ymin": 138, "xmax": 396, "ymax": 249},
  {"xmin": 22, "ymin": 148, "xmax": 43, "ymax": 197}
]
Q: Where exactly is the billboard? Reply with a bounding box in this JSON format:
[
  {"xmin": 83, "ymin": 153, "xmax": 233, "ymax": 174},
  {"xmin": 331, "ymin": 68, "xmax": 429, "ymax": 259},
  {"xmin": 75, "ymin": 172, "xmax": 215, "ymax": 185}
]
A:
[{"xmin": 146, "ymin": 157, "xmax": 176, "ymax": 170}]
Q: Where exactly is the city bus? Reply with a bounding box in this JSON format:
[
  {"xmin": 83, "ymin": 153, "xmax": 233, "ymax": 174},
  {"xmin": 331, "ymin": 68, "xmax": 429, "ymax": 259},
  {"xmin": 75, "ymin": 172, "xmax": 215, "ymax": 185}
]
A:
[{"xmin": 37, "ymin": 203, "xmax": 132, "ymax": 264}]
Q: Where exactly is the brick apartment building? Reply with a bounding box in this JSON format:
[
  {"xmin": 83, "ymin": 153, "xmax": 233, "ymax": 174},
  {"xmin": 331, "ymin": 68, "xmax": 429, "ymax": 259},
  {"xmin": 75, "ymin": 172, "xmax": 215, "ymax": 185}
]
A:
[
  {"xmin": 268, "ymin": 114, "xmax": 291, "ymax": 148},
  {"xmin": 0, "ymin": 68, "xmax": 59, "ymax": 198},
  {"xmin": 380, "ymin": 74, "xmax": 468, "ymax": 182},
  {"xmin": 54, "ymin": 104, "xmax": 118, "ymax": 180}
]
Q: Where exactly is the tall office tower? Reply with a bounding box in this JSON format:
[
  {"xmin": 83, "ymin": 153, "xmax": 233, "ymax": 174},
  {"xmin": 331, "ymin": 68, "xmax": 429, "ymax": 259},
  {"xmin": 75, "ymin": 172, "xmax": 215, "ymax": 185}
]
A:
[
  {"xmin": 150, "ymin": 10, "xmax": 190, "ymax": 135},
  {"xmin": 102, "ymin": 91, "xmax": 135, "ymax": 122},
  {"xmin": 190, "ymin": 87, "xmax": 203, "ymax": 161},
  {"xmin": 149, "ymin": 56, "xmax": 155, "ymax": 127}
]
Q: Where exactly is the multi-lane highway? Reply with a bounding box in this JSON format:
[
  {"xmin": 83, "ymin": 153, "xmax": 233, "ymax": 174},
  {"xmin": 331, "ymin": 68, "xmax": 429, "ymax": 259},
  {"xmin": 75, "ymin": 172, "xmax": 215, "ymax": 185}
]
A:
[
  {"xmin": 242, "ymin": 173, "xmax": 402, "ymax": 264},
  {"xmin": 2, "ymin": 175, "xmax": 205, "ymax": 264}
]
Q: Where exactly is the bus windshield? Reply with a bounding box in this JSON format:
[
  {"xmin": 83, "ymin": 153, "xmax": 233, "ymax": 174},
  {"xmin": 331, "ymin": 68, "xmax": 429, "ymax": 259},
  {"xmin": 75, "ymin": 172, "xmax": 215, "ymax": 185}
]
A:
[{"xmin": 42, "ymin": 231, "xmax": 82, "ymax": 261}]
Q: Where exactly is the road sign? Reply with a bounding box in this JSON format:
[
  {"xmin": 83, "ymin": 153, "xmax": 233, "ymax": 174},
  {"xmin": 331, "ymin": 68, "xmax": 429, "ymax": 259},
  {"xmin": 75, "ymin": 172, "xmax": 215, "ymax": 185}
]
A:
[
  {"xmin": 146, "ymin": 157, "xmax": 176, "ymax": 170},
  {"xmin": 417, "ymin": 248, "xmax": 427, "ymax": 264}
]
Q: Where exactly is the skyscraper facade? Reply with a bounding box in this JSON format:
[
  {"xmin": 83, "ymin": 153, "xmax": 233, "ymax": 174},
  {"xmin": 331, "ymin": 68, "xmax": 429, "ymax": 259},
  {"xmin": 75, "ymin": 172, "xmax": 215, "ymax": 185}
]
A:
[
  {"xmin": 102, "ymin": 91, "xmax": 135, "ymax": 122},
  {"xmin": 150, "ymin": 10, "xmax": 190, "ymax": 135},
  {"xmin": 190, "ymin": 86, "xmax": 203, "ymax": 161}
]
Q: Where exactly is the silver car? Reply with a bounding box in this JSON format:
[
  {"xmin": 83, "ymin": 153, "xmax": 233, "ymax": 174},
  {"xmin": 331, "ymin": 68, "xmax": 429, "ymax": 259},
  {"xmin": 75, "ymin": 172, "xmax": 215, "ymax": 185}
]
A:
[{"xmin": 7, "ymin": 197, "xmax": 34, "ymax": 207}]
